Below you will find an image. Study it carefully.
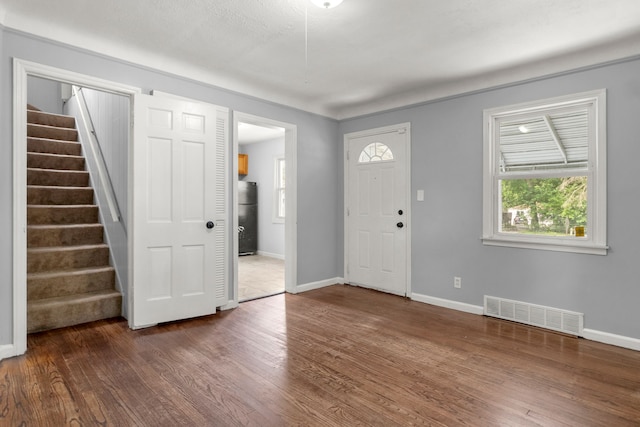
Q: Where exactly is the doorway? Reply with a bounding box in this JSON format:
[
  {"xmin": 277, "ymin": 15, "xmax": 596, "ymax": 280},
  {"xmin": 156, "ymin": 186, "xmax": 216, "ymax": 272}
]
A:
[
  {"xmin": 233, "ymin": 113, "xmax": 297, "ymax": 303},
  {"xmin": 12, "ymin": 59, "xmax": 140, "ymax": 356},
  {"xmin": 344, "ymin": 123, "xmax": 412, "ymax": 296}
]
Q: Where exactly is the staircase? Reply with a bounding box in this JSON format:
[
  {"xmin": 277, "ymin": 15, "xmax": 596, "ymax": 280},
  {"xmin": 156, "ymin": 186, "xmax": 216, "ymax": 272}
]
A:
[{"xmin": 26, "ymin": 104, "xmax": 122, "ymax": 333}]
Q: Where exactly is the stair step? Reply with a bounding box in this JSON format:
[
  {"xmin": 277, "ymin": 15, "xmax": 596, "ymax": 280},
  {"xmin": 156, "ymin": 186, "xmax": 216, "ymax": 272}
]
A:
[
  {"xmin": 27, "ymin": 289, "xmax": 122, "ymax": 333},
  {"xmin": 27, "ymin": 244, "xmax": 110, "ymax": 273},
  {"xmin": 28, "ymin": 205, "xmax": 99, "ymax": 225},
  {"xmin": 28, "ymin": 266, "xmax": 116, "ymax": 300},
  {"xmin": 28, "ymin": 137, "xmax": 82, "ymax": 156},
  {"xmin": 27, "ymin": 104, "xmax": 41, "ymax": 111},
  {"xmin": 28, "ymin": 224, "xmax": 104, "ymax": 248},
  {"xmin": 27, "ymin": 168, "xmax": 89, "ymax": 187},
  {"xmin": 28, "ymin": 185, "xmax": 94, "ymax": 205},
  {"xmin": 27, "ymin": 123, "xmax": 78, "ymax": 142},
  {"xmin": 27, "ymin": 152, "xmax": 85, "ymax": 171},
  {"xmin": 27, "ymin": 109, "xmax": 76, "ymax": 129}
]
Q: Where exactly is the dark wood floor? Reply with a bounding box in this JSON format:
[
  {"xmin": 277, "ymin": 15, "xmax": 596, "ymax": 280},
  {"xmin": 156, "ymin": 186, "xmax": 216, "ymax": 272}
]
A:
[{"xmin": 1, "ymin": 285, "xmax": 639, "ymax": 426}]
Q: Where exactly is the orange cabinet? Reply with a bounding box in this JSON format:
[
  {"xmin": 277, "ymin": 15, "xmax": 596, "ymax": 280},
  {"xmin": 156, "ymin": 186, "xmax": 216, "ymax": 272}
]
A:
[{"xmin": 238, "ymin": 154, "xmax": 248, "ymax": 175}]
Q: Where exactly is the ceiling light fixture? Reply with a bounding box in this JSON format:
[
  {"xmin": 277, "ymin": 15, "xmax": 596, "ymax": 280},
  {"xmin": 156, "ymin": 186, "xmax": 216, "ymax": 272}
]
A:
[{"xmin": 310, "ymin": 0, "xmax": 343, "ymax": 9}]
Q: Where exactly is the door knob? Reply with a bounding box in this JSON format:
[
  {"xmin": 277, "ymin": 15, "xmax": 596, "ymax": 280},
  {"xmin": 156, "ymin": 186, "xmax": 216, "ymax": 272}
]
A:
[
  {"xmin": 206, "ymin": 221, "xmax": 215, "ymax": 229},
  {"xmin": 398, "ymin": 209, "xmax": 403, "ymax": 215},
  {"xmin": 397, "ymin": 222, "xmax": 404, "ymax": 228}
]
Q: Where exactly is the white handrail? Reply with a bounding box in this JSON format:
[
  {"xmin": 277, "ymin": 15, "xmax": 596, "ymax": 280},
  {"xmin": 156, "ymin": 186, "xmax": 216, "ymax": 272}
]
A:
[{"xmin": 72, "ymin": 85, "xmax": 121, "ymax": 224}]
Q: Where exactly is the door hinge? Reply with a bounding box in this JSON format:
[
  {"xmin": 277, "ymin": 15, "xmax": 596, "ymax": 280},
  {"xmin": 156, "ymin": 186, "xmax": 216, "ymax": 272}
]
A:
[
  {"xmin": 347, "ymin": 208, "xmax": 350, "ymax": 216},
  {"xmin": 346, "ymin": 150, "xmax": 350, "ymax": 160}
]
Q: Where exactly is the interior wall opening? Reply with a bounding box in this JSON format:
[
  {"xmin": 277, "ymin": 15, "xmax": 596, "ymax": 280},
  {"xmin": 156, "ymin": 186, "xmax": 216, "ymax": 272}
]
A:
[{"xmin": 237, "ymin": 121, "xmax": 286, "ymax": 302}]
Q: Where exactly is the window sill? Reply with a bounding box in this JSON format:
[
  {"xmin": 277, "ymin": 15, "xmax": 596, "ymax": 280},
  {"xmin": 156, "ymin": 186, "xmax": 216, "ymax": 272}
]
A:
[{"xmin": 482, "ymin": 236, "xmax": 608, "ymax": 255}]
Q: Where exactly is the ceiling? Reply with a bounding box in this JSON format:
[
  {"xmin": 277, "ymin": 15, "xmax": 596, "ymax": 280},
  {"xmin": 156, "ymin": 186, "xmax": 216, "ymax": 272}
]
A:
[{"xmin": 2, "ymin": 0, "xmax": 640, "ymax": 119}]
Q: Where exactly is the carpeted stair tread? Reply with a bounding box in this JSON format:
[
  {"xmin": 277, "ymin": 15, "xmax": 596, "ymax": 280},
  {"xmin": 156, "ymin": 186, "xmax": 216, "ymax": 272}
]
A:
[
  {"xmin": 27, "ymin": 152, "xmax": 85, "ymax": 171},
  {"xmin": 28, "ymin": 224, "xmax": 104, "ymax": 247},
  {"xmin": 27, "ymin": 168, "xmax": 89, "ymax": 187},
  {"xmin": 27, "ymin": 204, "xmax": 99, "ymax": 225},
  {"xmin": 27, "ymin": 185, "xmax": 94, "ymax": 205},
  {"xmin": 28, "ymin": 266, "xmax": 115, "ymax": 300},
  {"xmin": 28, "ymin": 137, "xmax": 82, "ymax": 156},
  {"xmin": 27, "ymin": 244, "xmax": 110, "ymax": 273},
  {"xmin": 27, "ymin": 289, "xmax": 122, "ymax": 333},
  {"xmin": 27, "ymin": 109, "xmax": 76, "ymax": 128},
  {"xmin": 27, "ymin": 123, "xmax": 78, "ymax": 142},
  {"xmin": 26, "ymin": 104, "xmax": 121, "ymax": 333}
]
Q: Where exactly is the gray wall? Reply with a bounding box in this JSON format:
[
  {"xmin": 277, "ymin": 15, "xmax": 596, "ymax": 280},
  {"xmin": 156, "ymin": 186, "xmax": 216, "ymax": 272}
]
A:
[
  {"xmin": 27, "ymin": 75, "xmax": 64, "ymax": 114},
  {"xmin": 339, "ymin": 57, "xmax": 640, "ymax": 339},
  {"xmin": 1, "ymin": 28, "xmax": 341, "ymax": 346},
  {"xmin": 240, "ymin": 137, "xmax": 286, "ymax": 258}
]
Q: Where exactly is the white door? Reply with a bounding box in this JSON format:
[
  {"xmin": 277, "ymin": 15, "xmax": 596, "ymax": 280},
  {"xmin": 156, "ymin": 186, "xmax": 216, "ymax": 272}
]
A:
[
  {"xmin": 132, "ymin": 94, "xmax": 228, "ymax": 327},
  {"xmin": 346, "ymin": 124, "xmax": 410, "ymax": 296}
]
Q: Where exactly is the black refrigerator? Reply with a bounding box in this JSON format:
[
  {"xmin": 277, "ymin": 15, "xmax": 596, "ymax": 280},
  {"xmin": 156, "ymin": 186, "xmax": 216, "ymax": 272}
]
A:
[{"xmin": 238, "ymin": 181, "xmax": 258, "ymax": 255}]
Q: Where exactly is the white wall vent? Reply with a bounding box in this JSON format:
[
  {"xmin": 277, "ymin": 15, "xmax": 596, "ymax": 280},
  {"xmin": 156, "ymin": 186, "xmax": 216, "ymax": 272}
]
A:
[{"xmin": 484, "ymin": 296, "xmax": 584, "ymax": 336}]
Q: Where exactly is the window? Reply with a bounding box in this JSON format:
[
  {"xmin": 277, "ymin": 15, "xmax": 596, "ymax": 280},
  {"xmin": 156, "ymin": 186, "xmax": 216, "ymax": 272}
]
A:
[
  {"xmin": 358, "ymin": 142, "xmax": 394, "ymax": 163},
  {"xmin": 273, "ymin": 157, "xmax": 285, "ymax": 222},
  {"xmin": 482, "ymin": 90, "xmax": 607, "ymax": 255}
]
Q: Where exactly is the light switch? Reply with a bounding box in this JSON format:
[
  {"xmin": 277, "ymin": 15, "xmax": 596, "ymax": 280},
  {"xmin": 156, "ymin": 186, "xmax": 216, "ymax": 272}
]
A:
[{"xmin": 417, "ymin": 190, "xmax": 424, "ymax": 201}]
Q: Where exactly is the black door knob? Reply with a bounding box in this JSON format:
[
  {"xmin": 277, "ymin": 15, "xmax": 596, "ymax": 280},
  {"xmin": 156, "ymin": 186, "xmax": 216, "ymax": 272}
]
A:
[
  {"xmin": 206, "ymin": 221, "xmax": 215, "ymax": 229},
  {"xmin": 398, "ymin": 209, "xmax": 403, "ymax": 215},
  {"xmin": 397, "ymin": 222, "xmax": 404, "ymax": 228}
]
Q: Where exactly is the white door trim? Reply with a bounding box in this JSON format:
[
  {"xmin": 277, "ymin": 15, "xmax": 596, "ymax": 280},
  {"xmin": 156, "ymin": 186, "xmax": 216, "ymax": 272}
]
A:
[
  {"xmin": 343, "ymin": 122, "xmax": 412, "ymax": 296},
  {"xmin": 231, "ymin": 112, "xmax": 297, "ymax": 304},
  {"xmin": 11, "ymin": 58, "xmax": 140, "ymax": 358}
]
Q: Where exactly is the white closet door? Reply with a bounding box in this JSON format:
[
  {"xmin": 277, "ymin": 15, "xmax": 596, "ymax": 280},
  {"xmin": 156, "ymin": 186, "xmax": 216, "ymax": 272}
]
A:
[{"xmin": 132, "ymin": 93, "xmax": 228, "ymax": 328}]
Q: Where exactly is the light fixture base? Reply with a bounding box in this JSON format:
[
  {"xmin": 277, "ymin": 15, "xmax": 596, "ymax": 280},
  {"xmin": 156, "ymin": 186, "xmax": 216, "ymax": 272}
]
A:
[{"xmin": 310, "ymin": 0, "xmax": 344, "ymax": 9}]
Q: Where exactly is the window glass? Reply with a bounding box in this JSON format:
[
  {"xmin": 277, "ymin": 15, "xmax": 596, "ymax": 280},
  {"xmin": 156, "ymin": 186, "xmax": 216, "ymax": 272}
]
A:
[
  {"xmin": 482, "ymin": 90, "xmax": 606, "ymax": 254},
  {"xmin": 358, "ymin": 142, "xmax": 394, "ymax": 163}
]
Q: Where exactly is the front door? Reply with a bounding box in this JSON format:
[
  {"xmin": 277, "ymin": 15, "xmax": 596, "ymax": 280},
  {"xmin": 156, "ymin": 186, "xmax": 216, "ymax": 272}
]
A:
[
  {"xmin": 345, "ymin": 123, "xmax": 410, "ymax": 296},
  {"xmin": 131, "ymin": 94, "xmax": 228, "ymax": 327}
]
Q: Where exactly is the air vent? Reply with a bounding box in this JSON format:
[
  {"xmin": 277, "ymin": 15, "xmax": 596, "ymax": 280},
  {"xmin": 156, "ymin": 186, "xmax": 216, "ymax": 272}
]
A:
[{"xmin": 484, "ymin": 296, "xmax": 583, "ymax": 336}]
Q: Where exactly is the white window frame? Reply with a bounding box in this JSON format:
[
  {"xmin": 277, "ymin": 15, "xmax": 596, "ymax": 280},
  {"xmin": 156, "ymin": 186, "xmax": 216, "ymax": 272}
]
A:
[
  {"xmin": 482, "ymin": 89, "xmax": 607, "ymax": 255},
  {"xmin": 273, "ymin": 156, "xmax": 285, "ymax": 223}
]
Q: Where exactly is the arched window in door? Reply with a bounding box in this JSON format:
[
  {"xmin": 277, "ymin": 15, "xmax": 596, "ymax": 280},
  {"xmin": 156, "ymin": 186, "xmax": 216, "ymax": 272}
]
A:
[{"xmin": 358, "ymin": 142, "xmax": 394, "ymax": 163}]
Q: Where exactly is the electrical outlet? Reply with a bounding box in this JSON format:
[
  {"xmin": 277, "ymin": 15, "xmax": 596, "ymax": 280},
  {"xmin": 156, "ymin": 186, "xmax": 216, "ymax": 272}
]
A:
[{"xmin": 454, "ymin": 276, "xmax": 462, "ymax": 289}]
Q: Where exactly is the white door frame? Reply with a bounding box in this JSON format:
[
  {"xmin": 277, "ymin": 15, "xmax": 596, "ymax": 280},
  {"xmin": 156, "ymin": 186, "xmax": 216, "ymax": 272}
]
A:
[
  {"xmin": 343, "ymin": 122, "xmax": 412, "ymax": 296},
  {"xmin": 11, "ymin": 59, "xmax": 140, "ymax": 358},
  {"xmin": 231, "ymin": 112, "xmax": 297, "ymax": 303}
]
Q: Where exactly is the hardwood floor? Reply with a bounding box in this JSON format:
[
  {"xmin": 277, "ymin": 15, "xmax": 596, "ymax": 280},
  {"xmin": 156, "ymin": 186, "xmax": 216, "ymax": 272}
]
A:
[{"xmin": 1, "ymin": 284, "xmax": 639, "ymax": 426}]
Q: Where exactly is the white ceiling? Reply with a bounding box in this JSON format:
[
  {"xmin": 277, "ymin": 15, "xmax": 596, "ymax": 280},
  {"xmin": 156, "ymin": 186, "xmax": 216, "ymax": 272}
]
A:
[
  {"xmin": 238, "ymin": 122, "xmax": 285, "ymax": 145},
  {"xmin": 2, "ymin": 0, "xmax": 640, "ymax": 119}
]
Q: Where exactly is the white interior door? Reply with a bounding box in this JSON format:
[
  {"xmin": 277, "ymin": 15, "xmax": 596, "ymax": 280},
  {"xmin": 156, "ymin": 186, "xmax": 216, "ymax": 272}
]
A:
[
  {"xmin": 132, "ymin": 94, "xmax": 228, "ymax": 327},
  {"xmin": 346, "ymin": 124, "xmax": 410, "ymax": 296}
]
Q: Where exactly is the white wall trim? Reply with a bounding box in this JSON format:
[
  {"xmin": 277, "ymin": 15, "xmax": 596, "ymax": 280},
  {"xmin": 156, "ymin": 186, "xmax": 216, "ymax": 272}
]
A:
[
  {"xmin": 411, "ymin": 293, "xmax": 485, "ymax": 315},
  {"xmin": 582, "ymin": 329, "xmax": 640, "ymax": 352},
  {"xmin": 410, "ymin": 293, "xmax": 640, "ymax": 352},
  {"xmin": 219, "ymin": 300, "xmax": 239, "ymax": 311},
  {"xmin": 256, "ymin": 251, "xmax": 285, "ymax": 260},
  {"xmin": 0, "ymin": 345, "xmax": 17, "ymax": 361},
  {"xmin": 296, "ymin": 278, "xmax": 343, "ymax": 294}
]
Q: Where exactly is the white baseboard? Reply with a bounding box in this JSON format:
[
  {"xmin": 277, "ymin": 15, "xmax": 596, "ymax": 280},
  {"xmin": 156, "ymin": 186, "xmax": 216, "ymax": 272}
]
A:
[
  {"xmin": 296, "ymin": 277, "xmax": 343, "ymax": 293},
  {"xmin": 0, "ymin": 344, "xmax": 16, "ymax": 361},
  {"xmin": 411, "ymin": 293, "xmax": 484, "ymax": 315},
  {"xmin": 219, "ymin": 300, "xmax": 239, "ymax": 311},
  {"xmin": 410, "ymin": 293, "xmax": 639, "ymax": 352},
  {"xmin": 582, "ymin": 329, "xmax": 640, "ymax": 352},
  {"xmin": 256, "ymin": 251, "xmax": 285, "ymax": 260}
]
